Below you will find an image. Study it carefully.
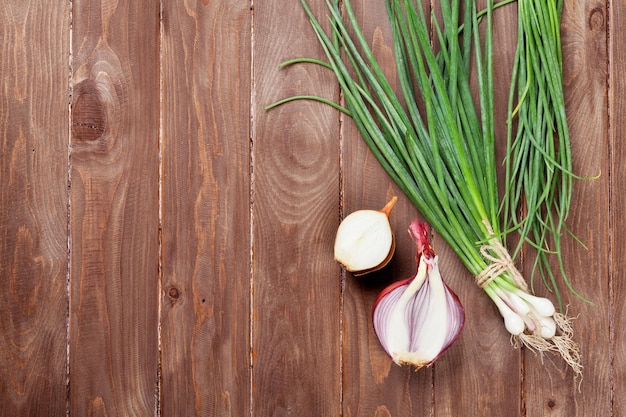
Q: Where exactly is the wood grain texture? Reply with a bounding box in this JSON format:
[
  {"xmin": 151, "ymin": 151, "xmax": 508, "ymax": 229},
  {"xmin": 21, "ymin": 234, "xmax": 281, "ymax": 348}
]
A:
[
  {"xmin": 610, "ymin": 0, "xmax": 626, "ymax": 414},
  {"xmin": 160, "ymin": 1, "xmax": 251, "ymax": 415},
  {"xmin": 69, "ymin": 0, "xmax": 160, "ymax": 416},
  {"xmin": 252, "ymin": 0, "xmax": 342, "ymax": 415},
  {"xmin": 0, "ymin": 2, "xmax": 70, "ymax": 416},
  {"xmin": 0, "ymin": 0, "xmax": 620, "ymax": 415}
]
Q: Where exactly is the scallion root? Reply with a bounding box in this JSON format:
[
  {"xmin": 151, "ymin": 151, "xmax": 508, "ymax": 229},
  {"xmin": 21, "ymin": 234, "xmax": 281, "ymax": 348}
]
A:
[{"xmin": 516, "ymin": 312, "xmax": 582, "ymax": 379}]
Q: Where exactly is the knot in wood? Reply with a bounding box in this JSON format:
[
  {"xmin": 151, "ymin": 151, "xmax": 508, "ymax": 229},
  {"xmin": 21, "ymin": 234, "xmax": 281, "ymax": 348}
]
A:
[
  {"xmin": 168, "ymin": 286, "xmax": 180, "ymax": 300},
  {"xmin": 72, "ymin": 81, "xmax": 106, "ymax": 141},
  {"xmin": 588, "ymin": 7, "xmax": 605, "ymax": 31}
]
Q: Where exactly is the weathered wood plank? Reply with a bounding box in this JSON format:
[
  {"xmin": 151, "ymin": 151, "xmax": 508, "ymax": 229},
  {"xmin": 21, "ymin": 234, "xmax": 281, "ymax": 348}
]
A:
[
  {"xmin": 0, "ymin": 0, "xmax": 617, "ymax": 415},
  {"xmin": 524, "ymin": 1, "xmax": 611, "ymax": 416},
  {"xmin": 339, "ymin": 1, "xmax": 434, "ymax": 415},
  {"xmin": 610, "ymin": 0, "xmax": 625, "ymax": 414},
  {"xmin": 252, "ymin": 0, "xmax": 342, "ymax": 414},
  {"xmin": 0, "ymin": 2, "xmax": 70, "ymax": 416},
  {"xmin": 160, "ymin": 1, "xmax": 251, "ymax": 415},
  {"xmin": 69, "ymin": 1, "xmax": 160, "ymax": 415}
]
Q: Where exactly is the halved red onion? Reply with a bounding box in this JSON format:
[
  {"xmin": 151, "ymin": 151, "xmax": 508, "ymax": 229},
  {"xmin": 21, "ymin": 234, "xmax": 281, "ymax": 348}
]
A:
[{"xmin": 372, "ymin": 221, "xmax": 465, "ymax": 369}]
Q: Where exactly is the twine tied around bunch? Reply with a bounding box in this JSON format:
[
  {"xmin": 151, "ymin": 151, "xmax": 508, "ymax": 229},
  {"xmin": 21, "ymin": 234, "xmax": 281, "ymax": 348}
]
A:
[{"xmin": 474, "ymin": 221, "xmax": 528, "ymax": 291}]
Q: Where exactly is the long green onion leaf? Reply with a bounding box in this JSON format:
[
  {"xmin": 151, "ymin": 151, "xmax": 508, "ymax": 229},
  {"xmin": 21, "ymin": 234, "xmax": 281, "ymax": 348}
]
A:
[{"xmin": 503, "ymin": 0, "xmax": 591, "ymax": 307}]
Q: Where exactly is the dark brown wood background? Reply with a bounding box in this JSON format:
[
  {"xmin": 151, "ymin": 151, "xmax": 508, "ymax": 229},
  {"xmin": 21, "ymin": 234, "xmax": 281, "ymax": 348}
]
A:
[{"xmin": 0, "ymin": 0, "xmax": 619, "ymax": 416}]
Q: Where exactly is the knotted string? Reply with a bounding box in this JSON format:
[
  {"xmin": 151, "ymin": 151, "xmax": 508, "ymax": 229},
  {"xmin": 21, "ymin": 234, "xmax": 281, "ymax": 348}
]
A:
[{"xmin": 474, "ymin": 221, "xmax": 528, "ymax": 291}]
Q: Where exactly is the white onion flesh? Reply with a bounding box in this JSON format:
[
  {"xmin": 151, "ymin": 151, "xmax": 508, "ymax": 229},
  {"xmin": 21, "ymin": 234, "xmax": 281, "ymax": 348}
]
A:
[{"xmin": 334, "ymin": 209, "xmax": 393, "ymax": 273}]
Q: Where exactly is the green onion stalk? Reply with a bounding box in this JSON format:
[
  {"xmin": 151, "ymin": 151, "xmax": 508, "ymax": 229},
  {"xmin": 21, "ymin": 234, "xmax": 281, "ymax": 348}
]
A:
[
  {"xmin": 267, "ymin": 0, "xmax": 582, "ymax": 375},
  {"xmin": 503, "ymin": 0, "xmax": 590, "ymax": 311}
]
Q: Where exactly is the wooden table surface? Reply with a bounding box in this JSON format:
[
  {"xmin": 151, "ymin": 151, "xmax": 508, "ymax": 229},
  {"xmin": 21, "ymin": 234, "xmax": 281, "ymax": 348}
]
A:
[{"xmin": 0, "ymin": 0, "xmax": 621, "ymax": 416}]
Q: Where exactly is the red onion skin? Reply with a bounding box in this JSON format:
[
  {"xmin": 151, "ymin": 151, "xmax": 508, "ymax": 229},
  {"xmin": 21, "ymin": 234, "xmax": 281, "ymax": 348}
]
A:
[
  {"xmin": 373, "ymin": 277, "xmax": 413, "ymax": 308},
  {"xmin": 371, "ymin": 220, "xmax": 433, "ymax": 311},
  {"xmin": 371, "ymin": 220, "xmax": 465, "ymax": 368},
  {"xmin": 409, "ymin": 220, "xmax": 435, "ymax": 260}
]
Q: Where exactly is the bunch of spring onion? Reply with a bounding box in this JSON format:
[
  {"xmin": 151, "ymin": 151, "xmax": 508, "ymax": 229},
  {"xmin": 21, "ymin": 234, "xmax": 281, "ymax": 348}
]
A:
[
  {"xmin": 267, "ymin": 0, "xmax": 582, "ymax": 375},
  {"xmin": 503, "ymin": 0, "xmax": 590, "ymax": 311}
]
